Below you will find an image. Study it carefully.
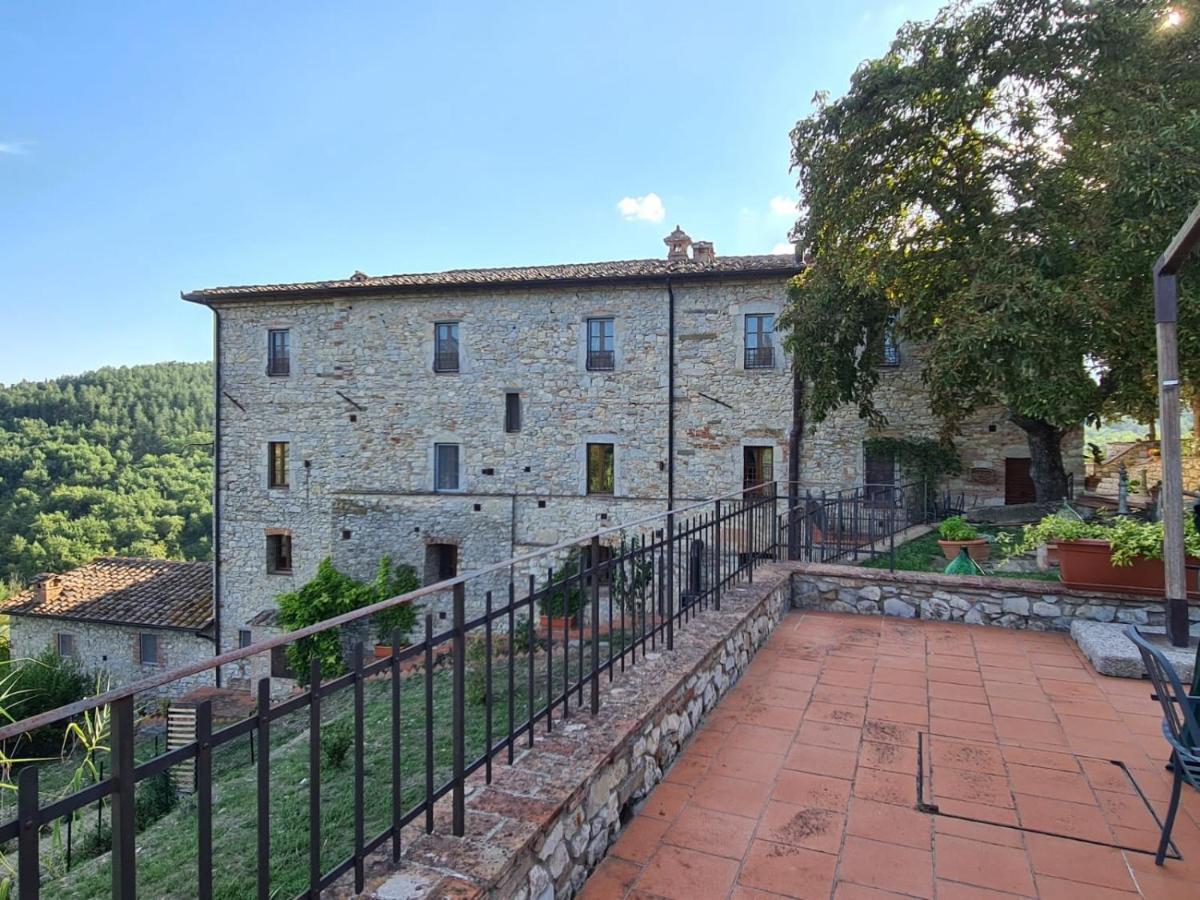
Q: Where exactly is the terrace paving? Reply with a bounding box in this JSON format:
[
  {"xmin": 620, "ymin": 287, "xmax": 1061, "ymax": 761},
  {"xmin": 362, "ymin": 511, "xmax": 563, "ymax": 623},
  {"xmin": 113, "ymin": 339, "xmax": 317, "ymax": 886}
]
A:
[{"xmin": 583, "ymin": 611, "xmax": 1200, "ymax": 899}]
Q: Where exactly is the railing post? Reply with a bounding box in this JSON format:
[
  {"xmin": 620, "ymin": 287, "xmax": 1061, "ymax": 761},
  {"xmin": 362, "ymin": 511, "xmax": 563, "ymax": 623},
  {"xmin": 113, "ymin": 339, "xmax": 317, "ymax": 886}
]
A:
[
  {"xmin": 18, "ymin": 762, "xmax": 38, "ymax": 900},
  {"xmin": 452, "ymin": 582, "xmax": 466, "ymax": 837},
  {"xmin": 590, "ymin": 535, "xmax": 601, "ymax": 715},
  {"xmin": 390, "ymin": 628, "xmax": 403, "ymax": 862},
  {"xmin": 714, "ymin": 500, "xmax": 722, "ymax": 609},
  {"xmin": 353, "ymin": 642, "xmax": 365, "ymax": 893},
  {"xmin": 665, "ymin": 513, "xmax": 675, "ymax": 651},
  {"xmin": 110, "ymin": 694, "xmax": 136, "ymax": 900},
  {"xmin": 197, "ymin": 700, "xmax": 213, "ymax": 900},
  {"xmin": 772, "ymin": 481, "xmax": 780, "ymax": 559},
  {"xmin": 256, "ymin": 678, "xmax": 271, "ymax": 900},
  {"xmin": 308, "ymin": 658, "xmax": 322, "ymax": 899}
]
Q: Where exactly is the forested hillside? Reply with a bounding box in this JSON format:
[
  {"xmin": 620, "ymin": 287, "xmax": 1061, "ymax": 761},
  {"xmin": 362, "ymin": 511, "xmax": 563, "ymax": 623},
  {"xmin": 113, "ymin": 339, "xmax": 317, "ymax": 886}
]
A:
[{"xmin": 0, "ymin": 363, "xmax": 214, "ymax": 587}]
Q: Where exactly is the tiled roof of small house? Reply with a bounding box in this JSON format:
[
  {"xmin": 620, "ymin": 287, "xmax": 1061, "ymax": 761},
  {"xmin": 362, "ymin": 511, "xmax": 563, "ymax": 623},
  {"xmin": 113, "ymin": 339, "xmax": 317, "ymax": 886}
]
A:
[
  {"xmin": 181, "ymin": 253, "xmax": 802, "ymax": 303},
  {"xmin": 0, "ymin": 558, "xmax": 213, "ymax": 632}
]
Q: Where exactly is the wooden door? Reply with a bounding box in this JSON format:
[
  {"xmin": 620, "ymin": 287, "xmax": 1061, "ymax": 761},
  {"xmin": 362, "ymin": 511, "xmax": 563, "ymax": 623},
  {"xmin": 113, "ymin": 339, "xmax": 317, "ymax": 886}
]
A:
[{"xmin": 1005, "ymin": 457, "xmax": 1037, "ymax": 505}]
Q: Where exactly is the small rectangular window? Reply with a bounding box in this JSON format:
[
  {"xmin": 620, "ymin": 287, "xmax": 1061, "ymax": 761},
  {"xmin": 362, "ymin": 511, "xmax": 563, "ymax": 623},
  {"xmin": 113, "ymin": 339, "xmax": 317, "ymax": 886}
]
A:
[
  {"xmin": 743, "ymin": 446, "xmax": 774, "ymax": 494},
  {"xmin": 238, "ymin": 628, "xmax": 253, "ymax": 649},
  {"xmin": 267, "ymin": 329, "xmax": 291, "ymax": 376},
  {"xmin": 267, "ymin": 533, "xmax": 293, "ymax": 574},
  {"xmin": 55, "ymin": 633, "xmax": 76, "ymax": 659},
  {"xmin": 587, "ymin": 442, "xmax": 615, "ymax": 494},
  {"xmin": 586, "ymin": 318, "xmax": 615, "ymax": 371},
  {"xmin": 434, "ymin": 443, "xmax": 461, "ymax": 491},
  {"xmin": 881, "ymin": 314, "xmax": 901, "ymax": 366},
  {"xmin": 744, "ymin": 314, "xmax": 775, "ymax": 369},
  {"xmin": 138, "ymin": 633, "xmax": 160, "ymax": 666},
  {"xmin": 268, "ymin": 441, "xmax": 289, "ymax": 488},
  {"xmin": 505, "ymin": 393, "xmax": 522, "ymax": 433},
  {"xmin": 434, "ymin": 322, "xmax": 460, "ymax": 372}
]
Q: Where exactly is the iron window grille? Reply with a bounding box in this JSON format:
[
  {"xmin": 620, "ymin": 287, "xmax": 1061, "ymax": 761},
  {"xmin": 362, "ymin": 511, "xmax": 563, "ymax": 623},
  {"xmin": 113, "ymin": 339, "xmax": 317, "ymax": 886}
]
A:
[
  {"xmin": 505, "ymin": 393, "xmax": 521, "ymax": 433},
  {"xmin": 434, "ymin": 323, "xmax": 460, "ymax": 372},
  {"xmin": 138, "ymin": 633, "xmax": 160, "ymax": 666},
  {"xmin": 435, "ymin": 443, "xmax": 461, "ymax": 491},
  {"xmin": 267, "ymin": 329, "xmax": 290, "ymax": 376},
  {"xmin": 238, "ymin": 629, "xmax": 253, "ymax": 649},
  {"xmin": 267, "ymin": 533, "xmax": 292, "ymax": 574},
  {"xmin": 586, "ymin": 318, "xmax": 615, "ymax": 371},
  {"xmin": 268, "ymin": 441, "xmax": 289, "ymax": 488},
  {"xmin": 587, "ymin": 442, "xmax": 615, "ymax": 494},
  {"xmin": 744, "ymin": 314, "xmax": 775, "ymax": 369}
]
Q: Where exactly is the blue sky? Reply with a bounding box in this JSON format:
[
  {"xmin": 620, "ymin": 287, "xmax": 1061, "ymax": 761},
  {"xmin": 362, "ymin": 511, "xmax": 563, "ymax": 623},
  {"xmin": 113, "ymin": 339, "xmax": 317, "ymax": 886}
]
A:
[{"xmin": 0, "ymin": 1, "xmax": 941, "ymax": 384}]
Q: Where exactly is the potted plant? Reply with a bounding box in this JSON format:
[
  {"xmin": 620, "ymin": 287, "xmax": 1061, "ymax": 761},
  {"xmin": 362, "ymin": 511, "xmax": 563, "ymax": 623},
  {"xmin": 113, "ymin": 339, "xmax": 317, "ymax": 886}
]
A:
[
  {"xmin": 370, "ymin": 559, "xmax": 419, "ymax": 658},
  {"xmin": 936, "ymin": 516, "xmax": 989, "ymax": 562}
]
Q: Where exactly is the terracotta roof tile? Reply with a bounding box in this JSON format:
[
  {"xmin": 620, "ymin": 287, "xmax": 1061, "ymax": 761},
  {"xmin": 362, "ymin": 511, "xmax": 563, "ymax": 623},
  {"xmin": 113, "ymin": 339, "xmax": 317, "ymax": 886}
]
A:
[
  {"xmin": 0, "ymin": 558, "xmax": 213, "ymax": 631},
  {"xmin": 182, "ymin": 253, "xmax": 802, "ymax": 303}
]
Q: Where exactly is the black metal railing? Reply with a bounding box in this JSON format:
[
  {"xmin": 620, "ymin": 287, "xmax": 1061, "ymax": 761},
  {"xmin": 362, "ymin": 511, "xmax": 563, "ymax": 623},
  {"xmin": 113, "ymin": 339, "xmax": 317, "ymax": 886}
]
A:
[
  {"xmin": 744, "ymin": 346, "xmax": 774, "ymax": 369},
  {"xmin": 586, "ymin": 349, "xmax": 614, "ymax": 371},
  {"xmin": 0, "ymin": 484, "xmax": 787, "ymax": 900}
]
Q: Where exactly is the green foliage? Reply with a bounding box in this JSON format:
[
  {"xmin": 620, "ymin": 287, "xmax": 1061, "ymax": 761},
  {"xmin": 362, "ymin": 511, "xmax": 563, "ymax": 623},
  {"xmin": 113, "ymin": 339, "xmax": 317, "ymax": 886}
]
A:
[
  {"xmin": 611, "ymin": 535, "xmax": 653, "ymax": 616},
  {"xmin": 0, "ymin": 362, "xmax": 214, "ymax": 580},
  {"xmin": 135, "ymin": 771, "xmax": 178, "ymax": 831},
  {"xmin": 864, "ymin": 437, "xmax": 961, "ymax": 498},
  {"xmin": 465, "ymin": 637, "xmax": 489, "ymax": 707},
  {"xmin": 278, "ymin": 557, "xmax": 421, "ymax": 683},
  {"xmin": 782, "ymin": 0, "xmax": 1200, "ymax": 497},
  {"xmin": 1002, "ymin": 512, "xmax": 1200, "ymax": 566},
  {"xmin": 8, "ymin": 648, "xmax": 92, "ymax": 755},
  {"xmin": 370, "ymin": 558, "xmax": 420, "ymax": 643},
  {"xmin": 321, "ymin": 720, "xmax": 353, "ymax": 770},
  {"xmin": 538, "ymin": 550, "xmax": 584, "ymax": 621},
  {"xmin": 511, "ymin": 616, "xmax": 532, "ymax": 655},
  {"xmin": 937, "ymin": 516, "xmax": 979, "ymax": 542}
]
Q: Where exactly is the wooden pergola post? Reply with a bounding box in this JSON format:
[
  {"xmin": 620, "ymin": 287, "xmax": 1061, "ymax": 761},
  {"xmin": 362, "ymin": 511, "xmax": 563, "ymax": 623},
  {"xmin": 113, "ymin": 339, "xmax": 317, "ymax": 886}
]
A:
[{"xmin": 1153, "ymin": 200, "xmax": 1200, "ymax": 648}]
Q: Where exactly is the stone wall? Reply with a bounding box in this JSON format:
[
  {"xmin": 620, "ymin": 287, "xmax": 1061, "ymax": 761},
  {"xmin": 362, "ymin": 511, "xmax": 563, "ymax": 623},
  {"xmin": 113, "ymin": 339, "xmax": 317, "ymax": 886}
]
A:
[
  {"xmin": 6, "ymin": 616, "xmax": 216, "ymax": 697},
  {"xmin": 789, "ymin": 562, "xmax": 1200, "ymax": 631},
  {"xmin": 213, "ymin": 273, "xmax": 1079, "ymax": 661},
  {"xmin": 343, "ymin": 565, "xmax": 792, "ymax": 899}
]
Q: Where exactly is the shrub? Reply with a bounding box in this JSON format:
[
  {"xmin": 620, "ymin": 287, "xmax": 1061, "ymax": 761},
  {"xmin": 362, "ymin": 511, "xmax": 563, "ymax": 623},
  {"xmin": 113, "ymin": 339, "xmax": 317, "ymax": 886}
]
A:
[
  {"xmin": 7, "ymin": 648, "xmax": 92, "ymax": 756},
  {"xmin": 538, "ymin": 551, "xmax": 584, "ymax": 621},
  {"xmin": 511, "ymin": 616, "xmax": 532, "ymax": 655},
  {"xmin": 999, "ymin": 511, "xmax": 1200, "ymax": 567},
  {"xmin": 465, "ymin": 637, "xmax": 489, "ymax": 706},
  {"xmin": 322, "ymin": 720, "xmax": 352, "ymax": 770},
  {"xmin": 937, "ymin": 516, "xmax": 978, "ymax": 542},
  {"xmin": 372, "ymin": 559, "xmax": 420, "ymax": 644},
  {"xmin": 134, "ymin": 771, "xmax": 177, "ymax": 831}
]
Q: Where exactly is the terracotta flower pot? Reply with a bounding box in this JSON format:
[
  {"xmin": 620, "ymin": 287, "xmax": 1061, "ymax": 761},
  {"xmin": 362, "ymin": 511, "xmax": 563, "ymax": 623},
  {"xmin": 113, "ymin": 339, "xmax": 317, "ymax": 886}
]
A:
[
  {"xmin": 1056, "ymin": 539, "xmax": 1200, "ymax": 598},
  {"xmin": 539, "ymin": 613, "xmax": 580, "ymax": 631},
  {"xmin": 937, "ymin": 539, "xmax": 990, "ymax": 562},
  {"xmin": 374, "ymin": 643, "xmax": 410, "ymax": 659}
]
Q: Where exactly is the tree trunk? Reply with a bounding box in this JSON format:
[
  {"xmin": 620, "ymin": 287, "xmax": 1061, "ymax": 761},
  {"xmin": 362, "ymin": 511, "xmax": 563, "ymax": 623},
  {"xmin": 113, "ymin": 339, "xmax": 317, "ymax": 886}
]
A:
[{"xmin": 1009, "ymin": 413, "xmax": 1070, "ymax": 502}]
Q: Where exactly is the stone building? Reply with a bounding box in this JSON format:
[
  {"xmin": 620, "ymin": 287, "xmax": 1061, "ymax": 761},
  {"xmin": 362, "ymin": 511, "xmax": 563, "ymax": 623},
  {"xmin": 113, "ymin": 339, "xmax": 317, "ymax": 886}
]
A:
[
  {"xmin": 183, "ymin": 229, "xmax": 1082, "ymax": 660},
  {"xmin": 0, "ymin": 558, "xmax": 216, "ymax": 696}
]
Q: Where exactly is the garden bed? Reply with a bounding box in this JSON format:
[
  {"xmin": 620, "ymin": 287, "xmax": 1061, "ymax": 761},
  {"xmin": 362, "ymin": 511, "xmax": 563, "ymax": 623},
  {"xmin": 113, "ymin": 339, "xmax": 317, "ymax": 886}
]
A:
[{"xmin": 860, "ymin": 527, "xmax": 1060, "ymax": 582}]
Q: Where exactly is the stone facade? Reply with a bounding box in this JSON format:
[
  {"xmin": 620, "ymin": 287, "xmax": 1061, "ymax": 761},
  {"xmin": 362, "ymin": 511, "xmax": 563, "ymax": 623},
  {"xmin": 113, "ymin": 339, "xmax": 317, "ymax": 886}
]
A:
[
  {"xmin": 6, "ymin": 617, "xmax": 215, "ymax": 697},
  {"xmin": 206, "ymin": 251, "xmax": 1081, "ymax": 663},
  {"xmin": 789, "ymin": 561, "xmax": 1200, "ymax": 631}
]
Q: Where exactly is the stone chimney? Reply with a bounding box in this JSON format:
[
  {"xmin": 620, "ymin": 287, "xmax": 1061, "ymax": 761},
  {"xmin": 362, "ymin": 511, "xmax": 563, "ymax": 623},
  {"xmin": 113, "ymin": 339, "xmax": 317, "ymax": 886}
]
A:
[
  {"xmin": 664, "ymin": 225, "xmax": 692, "ymax": 260},
  {"xmin": 34, "ymin": 574, "xmax": 64, "ymax": 605},
  {"xmin": 692, "ymin": 240, "xmax": 715, "ymax": 263}
]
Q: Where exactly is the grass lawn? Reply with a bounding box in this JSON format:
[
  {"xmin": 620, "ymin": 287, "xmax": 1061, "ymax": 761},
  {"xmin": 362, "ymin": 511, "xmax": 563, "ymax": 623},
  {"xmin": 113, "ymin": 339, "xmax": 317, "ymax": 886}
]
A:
[
  {"xmin": 861, "ymin": 527, "xmax": 1061, "ymax": 581},
  {"xmin": 15, "ymin": 638, "xmax": 614, "ymax": 900}
]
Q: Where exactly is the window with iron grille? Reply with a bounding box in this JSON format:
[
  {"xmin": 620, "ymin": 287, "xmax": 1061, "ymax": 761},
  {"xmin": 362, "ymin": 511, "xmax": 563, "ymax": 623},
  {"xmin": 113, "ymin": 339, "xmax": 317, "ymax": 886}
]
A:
[
  {"xmin": 55, "ymin": 633, "xmax": 76, "ymax": 659},
  {"xmin": 267, "ymin": 329, "xmax": 290, "ymax": 376},
  {"xmin": 744, "ymin": 314, "xmax": 775, "ymax": 369},
  {"xmin": 434, "ymin": 322, "xmax": 460, "ymax": 372},
  {"xmin": 743, "ymin": 446, "xmax": 774, "ymax": 493},
  {"xmin": 505, "ymin": 392, "xmax": 521, "ymax": 433},
  {"xmin": 587, "ymin": 442, "xmax": 614, "ymax": 494},
  {"xmin": 586, "ymin": 318, "xmax": 615, "ymax": 371},
  {"xmin": 881, "ymin": 314, "xmax": 901, "ymax": 366},
  {"xmin": 138, "ymin": 633, "xmax": 161, "ymax": 666},
  {"xmin": 267, "ymin": 533, "xmax": 292, "ymax": 574},
  {"xmin": 238, "ymin": 628, "xmax": 253, "ymax": 649},
  {"xmin": 268, "ymin": 441, "xmax": 289, "ymax": 488},
  {"xmin": 434, "ymin": 443, "xmax": 461, "ymax": 491}
]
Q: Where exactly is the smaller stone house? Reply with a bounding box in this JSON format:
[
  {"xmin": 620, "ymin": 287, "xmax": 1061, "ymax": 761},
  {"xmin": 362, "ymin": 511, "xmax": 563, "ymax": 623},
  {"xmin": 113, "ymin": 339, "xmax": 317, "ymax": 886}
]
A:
[{"xmin": 0, "ymin": 558, "xmax": 216, "ymax": 697}]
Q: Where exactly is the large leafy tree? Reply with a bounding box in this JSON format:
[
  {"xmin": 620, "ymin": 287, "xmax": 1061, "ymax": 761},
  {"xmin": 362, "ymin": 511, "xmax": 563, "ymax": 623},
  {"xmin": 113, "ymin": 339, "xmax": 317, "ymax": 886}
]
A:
[{"xmin": 783, "ymin": 0, "xmax": 1200, "ymax": 500}]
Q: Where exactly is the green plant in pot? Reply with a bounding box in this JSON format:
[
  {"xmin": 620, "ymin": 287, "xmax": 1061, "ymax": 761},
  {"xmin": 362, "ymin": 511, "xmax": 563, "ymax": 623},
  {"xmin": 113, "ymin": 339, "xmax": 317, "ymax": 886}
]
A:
[
  {"xmin": 538, "ymin": 551, "xmax": 585, "ymax": 629},
  {"xmin": 936, "ymin": 515, "xmax": 989, "ymax": 562}
]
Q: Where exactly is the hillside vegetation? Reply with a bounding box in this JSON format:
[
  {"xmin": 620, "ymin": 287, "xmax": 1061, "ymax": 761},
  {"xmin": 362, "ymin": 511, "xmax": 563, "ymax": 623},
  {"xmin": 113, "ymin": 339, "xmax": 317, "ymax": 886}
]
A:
[{"xmin": 0, "ymin": 362, "xmax": 214, "ymax": 586}]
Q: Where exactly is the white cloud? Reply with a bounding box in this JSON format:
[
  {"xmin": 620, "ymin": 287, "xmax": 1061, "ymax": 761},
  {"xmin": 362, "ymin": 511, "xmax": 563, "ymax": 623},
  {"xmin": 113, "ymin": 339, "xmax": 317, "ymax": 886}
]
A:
[
  {"xmin": 771, "ymin": 242, "xmax": 796, "ymax": 256},
  {"xmin": 616, "ymin": 192, "xmax": 665, "ymax": 223},
  {"xmin": 769, "ymin": 196, "xmax": 798, "ymax": 216},
  {"xmin": 0, "ymin": 141, "xmax": 29, "ymax": 155}
]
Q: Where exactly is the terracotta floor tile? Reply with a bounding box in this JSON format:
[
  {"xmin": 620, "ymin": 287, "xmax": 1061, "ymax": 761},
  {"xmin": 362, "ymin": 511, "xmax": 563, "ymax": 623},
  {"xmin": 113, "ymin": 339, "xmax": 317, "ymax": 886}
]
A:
[
  {"xmin": 933, "ymin": 833, "xmax": 1035, "ymax": 896},
  {"xmin": 1034, "ymin": 874, "xmax": 1138, "ymax": 900},
  {"xmin": 806, "ymin": 701, "xmax": 867, "ymax": 728},
  {"xmin": 935, "ymin": 879, "xmax": 1034, "ymax": 900},
  {"xmin": 1007, "ymin": 764, "xmax": 1094, "ymax": 805},
  {"xmin": 741, "ymin": 704, "xmax": 805, "ymax": 732},
  {"xmin": 663, "ymin": 805, "xmax": 756, "ymax": 860},
  {"xmin": 861, "ymin": 719, "xmax": 919, "ymax": 747},
  {"xmin": 872, "ymin": 666, "xmax": 928, "ymax": 687},
  {"xmin": 930, "ymin": 767, "xmax": 1014, "ymax": 809},
  {"xmin": 930, "ymin": 699, "xmax": 993, "ymax": 725},
  {"xmin": 1125, "ymin": 850, "xmax": 1200, "ymax": 900},
  {"xmin": 797, "ymin": 720, "xmax": 861, "ymax": 751},
  {"xmin": 846, "ymin": 797, "xmax": 931, "ymax": 850},
  {"xmin": 634, "ymin": 844, "xmax": 739, "ymax": 900},
  {"xmin": 994, "ymin": 716, "xmax": 1067, "ymax": 748},
  {"xmin": 980, "ymin": 666, "xmax": 1039, "ymax": 685},
  {"xmin": 1057, "ymin": 714, "xmax": 1132, "ymax": 741},
  {"xmin": 988, "ymin": 698, "xmax": 1057, "ymax": 723},
  {"xmin": 984, "ymin": 681, "xmax": 1047, "ymax": 703},
  {"xmin": 812, "ymin": 683, "xmax": 870, "ymax": 708},
  {"xmin": 664, "ymin": 753, "xmax": 711, "ymax": 787},
  {"xmin": 821, "ymin": 669, "xmax": 874, "ymax": 689},
  {"xmin": 928, "ymin": 736, "xmax": 1007, "ymax": 776},
  {"xmin": 739, "ymin": 840, "xmax": 839, "ymax": 898},
  {"xmin": 609, "ymin": 814, "xmax": 671, "ymax": 864},
  {"xmin": 867, "ymin": 700, "xmax": 929, "ymax": 727},
  {"xmin": 927, "ymin": 681, "xmax": 989, "ymax": 705},
  {"xmin": 838, "ymin": 835, "xmax": 933, "ymax": 898},
  {"xmin": 933, "ymin": 798, "xmax": 1020, "ymax": 827},
  {"xmin": 1000, "ymin": 746, "xmax": 1079, "ymax": 772},
  {"xmin": 579, "ymin": 856, "xmax": 642, "ymax": 899},
  {"xmin": 929, "ymin": 717, "xmax": 998, "ymax": 744},
  {"xmin": 933, "ymin": 814, "xmax": 1025, "ymax": 849},
  {"xmin": 833, "ymin": 884, "xmax": 916, "ymax": 900},
  {"xmin": 690, "ymin": 773, "xmax": 772, "ymax": 818},
  {"xmin": 686, "ymin": 728, "xmax": 728, "ymax": 758},
  {"xmin": 638, "ymin": 781, "xmax": 693, "ymax": 823},
  {"xmin": 858, "ymin": 739, "xmax": 916, "ymax": 775},
  {"xmin": 727, "ymin": 723, "xmax": 796, "ymax": 755},
  {"xmin": 1014, "ymin": 794, "xmax": 1114, "ymax": 844},
  {"xmin": 870, "ymin": 682, "xmax": 927, "ymax": 705},
  {"xmin": 1024, "ymin": 832, "xmax": 1138, "ymax": 891},
  {"xmin": 730, "ymin": 887, "xmax": 788, "ymax": 900},
  {"xmin": 929, "ymin": 667, "xmax": 984, "ymax": 688},
  {"xmin": 774, "ymin": 770, "xmax": 853, "ymax": 811},
  {"xmin": 756, "ymin": 799, "xmax": 845, "ymax": 854},
  {"xmin": 1051, "ymin": 700, "xmax": 1121, "ymax": 721},
  {"xmin": 852, "ymin": 767, "xmax": 917, "ymax": 807},
  {"xmin": 784, "ymin": 742, "xmax": 858, "ymax": 780},
  {"xmin": 711, "ymin": 746, "xmax": 785, "ymax": 783},
  {"xmin": 760, "ymin": 685, "xmax": 815, "ymax": 710}
]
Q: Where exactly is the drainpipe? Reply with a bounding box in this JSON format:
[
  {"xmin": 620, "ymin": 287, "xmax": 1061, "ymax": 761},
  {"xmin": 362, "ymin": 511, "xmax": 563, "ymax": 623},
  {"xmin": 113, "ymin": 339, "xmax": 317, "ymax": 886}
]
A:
[
  {"xmin": 211, "ymin": 308, "xmax": 223, "ymax": 685},
  {"xmin": 788, "ymin": 365, "xmax": 804, "ymax": 560},
  {"xmin": 666, "ymin": 278, "xmax": 676, "ymax": 510}
]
